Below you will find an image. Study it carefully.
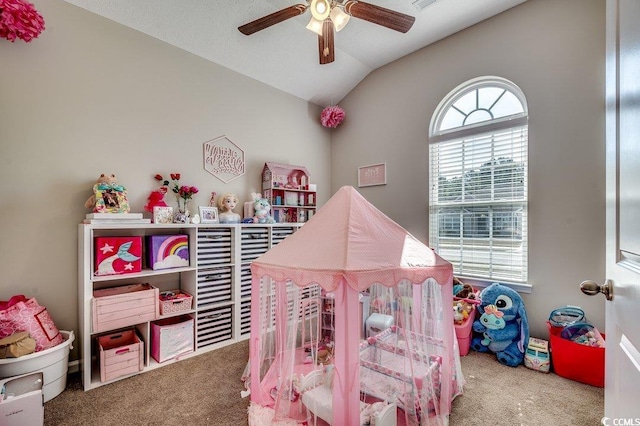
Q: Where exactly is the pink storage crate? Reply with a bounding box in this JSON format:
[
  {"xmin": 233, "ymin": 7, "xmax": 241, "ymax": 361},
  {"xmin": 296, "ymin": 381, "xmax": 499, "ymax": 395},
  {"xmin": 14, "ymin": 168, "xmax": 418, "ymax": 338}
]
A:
[
  {"xmin": 151, "ymin": 315, "xmax": 194, "ymax": 363},
  {"xmin": 98, "ymin": 329, "xmax": 143, "ymax": 383},
  {"xmin": 159, "ymin": 290, "xmax": 193, "ymax": 316},
  {"xmin": 92, "ymin": 283, "xmax": 159, "ymax": 333}
]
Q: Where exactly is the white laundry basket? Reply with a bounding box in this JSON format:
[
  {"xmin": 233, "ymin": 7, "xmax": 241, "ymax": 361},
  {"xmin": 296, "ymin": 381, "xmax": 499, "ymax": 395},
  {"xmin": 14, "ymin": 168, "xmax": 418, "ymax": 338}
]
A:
[{"xmin": 0, "ymin": 330, "xmax": 74, "ymax": 402}]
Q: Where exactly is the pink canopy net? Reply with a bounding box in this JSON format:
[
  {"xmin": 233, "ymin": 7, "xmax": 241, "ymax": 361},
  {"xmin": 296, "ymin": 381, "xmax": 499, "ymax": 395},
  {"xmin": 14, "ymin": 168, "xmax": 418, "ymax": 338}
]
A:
[{"xmin": 245, "ymin": 186, "xmax": 464, "ymax": 426}]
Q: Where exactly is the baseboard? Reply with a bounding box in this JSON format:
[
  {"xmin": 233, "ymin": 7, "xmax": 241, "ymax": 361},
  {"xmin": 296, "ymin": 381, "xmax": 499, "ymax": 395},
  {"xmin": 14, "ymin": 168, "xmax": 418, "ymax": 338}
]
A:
[{"xmin": 68, "ymin": 359, "xmax": 80, "ymax": 375}]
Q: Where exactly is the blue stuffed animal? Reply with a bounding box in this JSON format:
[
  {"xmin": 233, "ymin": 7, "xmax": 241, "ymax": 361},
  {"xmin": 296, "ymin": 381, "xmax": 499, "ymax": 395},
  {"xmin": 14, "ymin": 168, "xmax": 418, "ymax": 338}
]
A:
[{"xmin": 471, "ymin": 283, "xmax": 529, "ymax": 367}]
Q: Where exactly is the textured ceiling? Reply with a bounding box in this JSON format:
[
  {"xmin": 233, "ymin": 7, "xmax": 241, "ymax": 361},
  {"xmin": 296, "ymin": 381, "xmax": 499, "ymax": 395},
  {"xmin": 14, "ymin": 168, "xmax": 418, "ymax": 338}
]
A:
[{"xmin": 62, "ymin": 0, "xmax": 526, "ymax": 107}]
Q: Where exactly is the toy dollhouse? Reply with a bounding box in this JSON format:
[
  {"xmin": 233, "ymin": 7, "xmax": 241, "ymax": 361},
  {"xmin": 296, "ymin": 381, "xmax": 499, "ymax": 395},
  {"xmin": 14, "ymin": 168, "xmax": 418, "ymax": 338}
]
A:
[
  {"xmin": 246, "ymin": 186, "xmax": 464, "ymax": 425},
  {"xmin": 261, "ymin": 162, "xmax": 316, "ymax": 223}
]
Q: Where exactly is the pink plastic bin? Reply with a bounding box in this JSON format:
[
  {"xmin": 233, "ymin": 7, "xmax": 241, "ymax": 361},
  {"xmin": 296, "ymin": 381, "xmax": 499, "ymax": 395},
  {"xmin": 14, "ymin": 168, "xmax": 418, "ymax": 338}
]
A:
[
  {"xmin": 453, "ymin": 292, "xmax": 480, "ymax": 356},
  {"xmin": 455, "ymin": 313, "xmax": 474, "ymax": 356}
]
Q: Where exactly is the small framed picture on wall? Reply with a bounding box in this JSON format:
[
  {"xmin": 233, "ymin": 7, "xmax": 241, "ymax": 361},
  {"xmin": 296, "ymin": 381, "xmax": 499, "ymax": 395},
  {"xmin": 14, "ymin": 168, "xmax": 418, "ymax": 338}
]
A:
[
  {"xmin": 358, "ymin": 163, "xmax": 387, "ymax": 187},
  {"xmin": 153, "ymin": 206, "xmax": 174, "ymax": 224},
  {"xmin": 199, "ymin": 206, "xmax": 219, "ymax": 223}
]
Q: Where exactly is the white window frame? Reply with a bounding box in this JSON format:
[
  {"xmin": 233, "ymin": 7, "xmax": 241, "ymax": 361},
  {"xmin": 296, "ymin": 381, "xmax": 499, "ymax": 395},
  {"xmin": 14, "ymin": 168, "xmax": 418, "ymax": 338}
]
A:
[{"xmin": 429, "ymin": 76, "xmax": 529, "ymax": 289}]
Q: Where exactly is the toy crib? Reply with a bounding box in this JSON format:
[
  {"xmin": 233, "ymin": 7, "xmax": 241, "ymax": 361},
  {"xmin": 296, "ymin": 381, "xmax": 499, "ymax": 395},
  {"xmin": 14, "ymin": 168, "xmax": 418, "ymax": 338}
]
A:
[
  {"xmin": 359, "ymin": 326, "xmax": 448, "ymax": 418},
  {"xmin": 300, "ymin": 369, "xmax": 398, "ymax": 426}
]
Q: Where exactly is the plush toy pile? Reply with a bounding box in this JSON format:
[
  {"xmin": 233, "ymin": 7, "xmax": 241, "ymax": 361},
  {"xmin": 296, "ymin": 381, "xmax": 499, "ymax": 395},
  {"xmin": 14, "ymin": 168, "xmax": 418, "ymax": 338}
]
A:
[{"xmin": 471, "ymin": 282, "xmax": 529, "ymax": 367}]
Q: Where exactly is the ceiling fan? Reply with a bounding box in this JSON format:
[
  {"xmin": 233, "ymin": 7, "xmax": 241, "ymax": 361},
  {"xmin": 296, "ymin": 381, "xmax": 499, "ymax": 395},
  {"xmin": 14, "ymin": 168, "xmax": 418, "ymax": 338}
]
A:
[{"xmin": 238, "ymin": 0, "xmax": 416, "ymax": 65}]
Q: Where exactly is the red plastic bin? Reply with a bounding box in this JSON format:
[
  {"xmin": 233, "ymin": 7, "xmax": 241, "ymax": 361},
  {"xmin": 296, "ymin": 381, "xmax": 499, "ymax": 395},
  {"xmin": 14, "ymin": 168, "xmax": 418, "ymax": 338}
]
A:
[{"xmin": 547, "ymin": 321, "xmax": 604, "ymax": 387}]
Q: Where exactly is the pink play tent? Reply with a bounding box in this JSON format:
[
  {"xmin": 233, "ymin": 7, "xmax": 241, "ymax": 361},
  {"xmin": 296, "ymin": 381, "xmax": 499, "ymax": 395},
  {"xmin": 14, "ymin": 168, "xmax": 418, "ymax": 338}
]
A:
[{"xmin": 247, "ymin": 186, "xmax": 464, "ymax": 425}]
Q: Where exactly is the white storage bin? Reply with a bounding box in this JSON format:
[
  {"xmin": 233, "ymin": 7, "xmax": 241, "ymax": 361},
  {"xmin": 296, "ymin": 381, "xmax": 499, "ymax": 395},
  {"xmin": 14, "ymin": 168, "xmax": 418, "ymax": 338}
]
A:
[
  {"xmin": 0, "ymin": 372, "xmax": 44, "ymax": 426},
  {"xmin": 366, "ymin": 313, "xmax": 394, "ymax": 337},
  {"xmin": 0, "ymin": 330, "xmax": 74, "ymax": 402}
]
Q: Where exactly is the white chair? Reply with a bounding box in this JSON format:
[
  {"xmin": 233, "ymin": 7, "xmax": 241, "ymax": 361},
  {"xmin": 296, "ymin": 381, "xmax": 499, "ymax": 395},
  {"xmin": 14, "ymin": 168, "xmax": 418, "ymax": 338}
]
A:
[{"xmin": 299, "ymin": 370, "xmax": 397, "ymax": 426}]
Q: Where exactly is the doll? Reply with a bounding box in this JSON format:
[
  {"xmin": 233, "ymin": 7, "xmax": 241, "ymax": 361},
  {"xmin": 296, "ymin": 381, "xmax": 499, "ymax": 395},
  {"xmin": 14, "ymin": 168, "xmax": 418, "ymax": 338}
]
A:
[{"xmin": 217, "ymin": 193, "xmax": 241, "ymax": 224}]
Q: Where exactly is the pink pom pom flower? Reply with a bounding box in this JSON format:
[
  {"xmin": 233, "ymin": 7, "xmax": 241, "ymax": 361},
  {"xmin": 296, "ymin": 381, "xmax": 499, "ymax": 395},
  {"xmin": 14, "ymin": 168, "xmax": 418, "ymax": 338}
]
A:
[
  {"xmin": 320, "ymin": 105, "xmax": 345, "ymax": 128},
  {"xmin": 0, "ymin": 0, "xmax": 45, "ymax": 42}
]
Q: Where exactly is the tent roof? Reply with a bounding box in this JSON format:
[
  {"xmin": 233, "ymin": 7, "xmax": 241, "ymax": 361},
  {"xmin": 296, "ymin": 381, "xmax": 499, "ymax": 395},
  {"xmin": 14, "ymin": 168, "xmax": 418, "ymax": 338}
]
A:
[{"xmin": 251, "ymin": 186, "xmax": 452, "ymax": 292}]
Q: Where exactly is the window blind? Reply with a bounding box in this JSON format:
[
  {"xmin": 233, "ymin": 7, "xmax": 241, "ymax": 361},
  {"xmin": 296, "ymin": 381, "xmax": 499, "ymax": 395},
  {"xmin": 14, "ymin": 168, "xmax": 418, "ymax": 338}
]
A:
[{"xmin": 429, "ymin": 126, "xmax": 528, "ymax": 282}]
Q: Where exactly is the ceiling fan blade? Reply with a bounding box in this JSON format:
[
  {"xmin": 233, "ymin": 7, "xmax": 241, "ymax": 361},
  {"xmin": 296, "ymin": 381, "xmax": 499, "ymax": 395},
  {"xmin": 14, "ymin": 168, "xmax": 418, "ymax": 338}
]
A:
[
  {"xmin": 319, "ymin": 19, "xmax": 335, "ymax": 64},
  {"xmin": 238, "ymin": 4, "xmax": 308, "ymax": 35},
  {"xmin": 344, "ymin": 1, "xmax": 415, "ymax": 33}
]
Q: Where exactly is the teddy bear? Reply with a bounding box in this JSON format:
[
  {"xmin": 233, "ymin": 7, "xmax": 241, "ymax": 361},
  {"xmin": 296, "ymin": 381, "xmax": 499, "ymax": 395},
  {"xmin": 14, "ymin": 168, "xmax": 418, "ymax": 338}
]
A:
[
  {"xmin": 453, "ymin": 277, "xmax": 477, "ymax": 300},
  {"xmin": 85, "ymin": 173, "xmax": 130, "ymax": 213},
  {"xmin": 251, "ymin": 193, "xmax": 275, "ymax": 224},
  {"xmin": 471, "ymin": 282, "xmax": 529, "ymax": 367}
]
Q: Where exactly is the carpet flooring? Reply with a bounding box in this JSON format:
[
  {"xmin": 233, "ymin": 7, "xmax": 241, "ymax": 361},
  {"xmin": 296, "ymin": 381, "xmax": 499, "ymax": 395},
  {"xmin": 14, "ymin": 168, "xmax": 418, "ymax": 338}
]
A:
[{"xmin": 44, "ymin": 341, "xmax": 603, "ymax": 425}]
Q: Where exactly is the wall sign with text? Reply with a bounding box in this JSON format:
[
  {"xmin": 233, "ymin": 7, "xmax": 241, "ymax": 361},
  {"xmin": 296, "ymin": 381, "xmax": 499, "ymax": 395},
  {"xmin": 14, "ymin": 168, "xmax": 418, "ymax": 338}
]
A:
[
  {"xmin": 203, "ymin": 135, "xmax": 245, "ymax": 183},
  {"xmin": 358, "ymin": 163, "xmax": 387, "ymax": 187}
]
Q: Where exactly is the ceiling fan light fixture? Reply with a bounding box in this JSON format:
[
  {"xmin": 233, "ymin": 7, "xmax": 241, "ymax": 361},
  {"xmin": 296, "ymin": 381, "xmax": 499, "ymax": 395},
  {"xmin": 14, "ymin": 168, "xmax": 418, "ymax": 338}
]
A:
[
  {"xmin": 329, "ymin": 7, "xmax": 350, "ymax": 32},
  {"xmin": 310, "ymin": 0, "xmax": 330, "ymax": 21},
  {"xmin": 306, "ymin": 17, "xmax": 324, "ymax": 36}
]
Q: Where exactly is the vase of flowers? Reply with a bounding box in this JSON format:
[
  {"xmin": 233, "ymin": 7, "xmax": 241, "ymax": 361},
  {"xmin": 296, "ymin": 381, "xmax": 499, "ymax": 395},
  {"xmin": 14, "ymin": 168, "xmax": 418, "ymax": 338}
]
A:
[{"xmin": 154, "ymin": 173, "xmax": 199, "ymax": 223}]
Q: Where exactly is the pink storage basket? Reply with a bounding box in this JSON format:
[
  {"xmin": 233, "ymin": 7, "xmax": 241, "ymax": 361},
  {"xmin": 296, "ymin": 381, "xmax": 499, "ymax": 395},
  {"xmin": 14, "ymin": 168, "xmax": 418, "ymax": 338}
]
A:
[
  {"xmin": 151, "ymin": 315, "xmax": 194, "ymax": 363},
  {"xmin": 159, "ymin": 290, "xmax": 192, "ymax": 316}
]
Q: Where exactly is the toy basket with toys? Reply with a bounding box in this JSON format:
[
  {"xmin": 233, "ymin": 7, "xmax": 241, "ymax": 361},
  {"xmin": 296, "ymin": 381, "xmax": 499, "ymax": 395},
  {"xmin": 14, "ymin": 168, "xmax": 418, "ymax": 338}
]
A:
[
  {"xmin": 452, "ymin": 277, "xmax": 480, "ymax": 356},
  {"xmin": 547, "ymin": 306, "xmax": 605, "ymax": 387}
]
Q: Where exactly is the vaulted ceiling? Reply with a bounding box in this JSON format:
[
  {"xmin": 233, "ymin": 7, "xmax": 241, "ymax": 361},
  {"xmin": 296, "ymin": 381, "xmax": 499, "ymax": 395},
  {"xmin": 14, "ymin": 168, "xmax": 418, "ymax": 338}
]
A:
[{"xmin": 63, "ymin": 0, "xmax": 527, "ymax": 107}]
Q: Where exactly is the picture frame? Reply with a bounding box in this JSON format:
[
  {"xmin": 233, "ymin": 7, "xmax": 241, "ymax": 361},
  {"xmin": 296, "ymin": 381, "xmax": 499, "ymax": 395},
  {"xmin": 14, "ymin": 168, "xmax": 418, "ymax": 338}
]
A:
[
  {"xmin": 358, "ymin": 163, "xmax": 387, "ymax": 187},
  {"xmin": 199, "ymin": 206, "xmax": 219, "ymax": 223},
  {"xmin": 153, "ymin": 206, "xmax": 174, "ymax": 224}
]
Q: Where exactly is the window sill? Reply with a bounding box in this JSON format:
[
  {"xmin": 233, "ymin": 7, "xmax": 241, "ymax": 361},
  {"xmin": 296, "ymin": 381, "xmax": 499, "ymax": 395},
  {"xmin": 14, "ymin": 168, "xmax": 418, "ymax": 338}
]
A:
[{"xmin": 455, "ymin": 276, "xmax": 532, "ymax": 294}]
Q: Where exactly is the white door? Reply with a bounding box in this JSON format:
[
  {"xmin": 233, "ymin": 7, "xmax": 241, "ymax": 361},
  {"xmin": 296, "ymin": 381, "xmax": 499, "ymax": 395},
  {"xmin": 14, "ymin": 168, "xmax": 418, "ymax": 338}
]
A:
[{"xmin": 590, "ymin": 0, "xmax": 640, "ymax": 420}]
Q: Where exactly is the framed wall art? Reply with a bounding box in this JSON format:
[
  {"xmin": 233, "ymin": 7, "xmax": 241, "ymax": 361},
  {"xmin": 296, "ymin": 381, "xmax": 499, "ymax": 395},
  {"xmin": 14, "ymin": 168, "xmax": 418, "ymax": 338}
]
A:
[{"xmin": 358, "ymin": 163, "xmax": 387, "ymax": 187}]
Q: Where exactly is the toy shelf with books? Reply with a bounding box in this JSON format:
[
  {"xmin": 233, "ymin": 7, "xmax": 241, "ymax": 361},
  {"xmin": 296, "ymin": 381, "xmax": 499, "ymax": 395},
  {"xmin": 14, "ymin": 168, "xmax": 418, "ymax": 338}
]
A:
[{"xmin": 261, "ymin": 162, "xmax": 317, "ymax": 223}]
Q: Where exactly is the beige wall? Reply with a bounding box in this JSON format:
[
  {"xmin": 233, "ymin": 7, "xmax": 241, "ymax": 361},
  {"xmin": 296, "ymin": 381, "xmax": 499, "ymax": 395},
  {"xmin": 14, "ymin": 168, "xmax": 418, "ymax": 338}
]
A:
[
  {"xmin": 0, "ymin": 0, "xmax": 330, "ymax": 360},
  {"xmin": 331, "ymin": 0, "xmax": 606, "ymax": 339}
]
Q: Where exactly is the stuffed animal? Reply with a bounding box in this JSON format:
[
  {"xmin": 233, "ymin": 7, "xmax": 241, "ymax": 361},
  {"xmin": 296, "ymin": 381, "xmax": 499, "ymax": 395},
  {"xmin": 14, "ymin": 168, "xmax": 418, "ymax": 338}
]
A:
[
  {"xmin": 85, "ymin": 173, "xmax": 130, "ymax": 213},
  {"xmin": 453, "ymin": 301, "xmax": 471, "ymax": 325},
  {"xmin": 453, "ymin": 277, "xmax": 477, "ymax": 300},
  {"xmin": 471, "ymin": 282, "xmax": 529, "ymax": 367},
  {"xmin": 144, "ymin": 188, "xmax": 168, "ymax": 213},
  {"xmin": 251, "ymin": 193, "xmax": 275, "ymax": 224}
]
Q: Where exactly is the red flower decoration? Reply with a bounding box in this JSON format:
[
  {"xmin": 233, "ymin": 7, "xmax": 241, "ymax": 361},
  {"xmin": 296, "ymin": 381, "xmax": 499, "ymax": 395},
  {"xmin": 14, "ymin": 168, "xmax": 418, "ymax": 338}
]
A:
[
  {"xmin": 155, "ymin": 173, "xmax": 198, "ymax": 210},
  {"xmin": 0, "ymin": 0, "xmax": 45, "ymax": 43},
  {"xmin": 320, "ymin": 105, "xmax": 345, "ymax": 128}
]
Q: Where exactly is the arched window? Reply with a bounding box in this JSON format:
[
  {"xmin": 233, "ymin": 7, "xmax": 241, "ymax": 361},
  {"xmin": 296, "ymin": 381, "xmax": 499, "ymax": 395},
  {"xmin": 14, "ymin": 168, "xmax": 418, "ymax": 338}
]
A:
[{"xmin": 429, "ymin": 76, "xmax": 528, "ymax": 284}]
